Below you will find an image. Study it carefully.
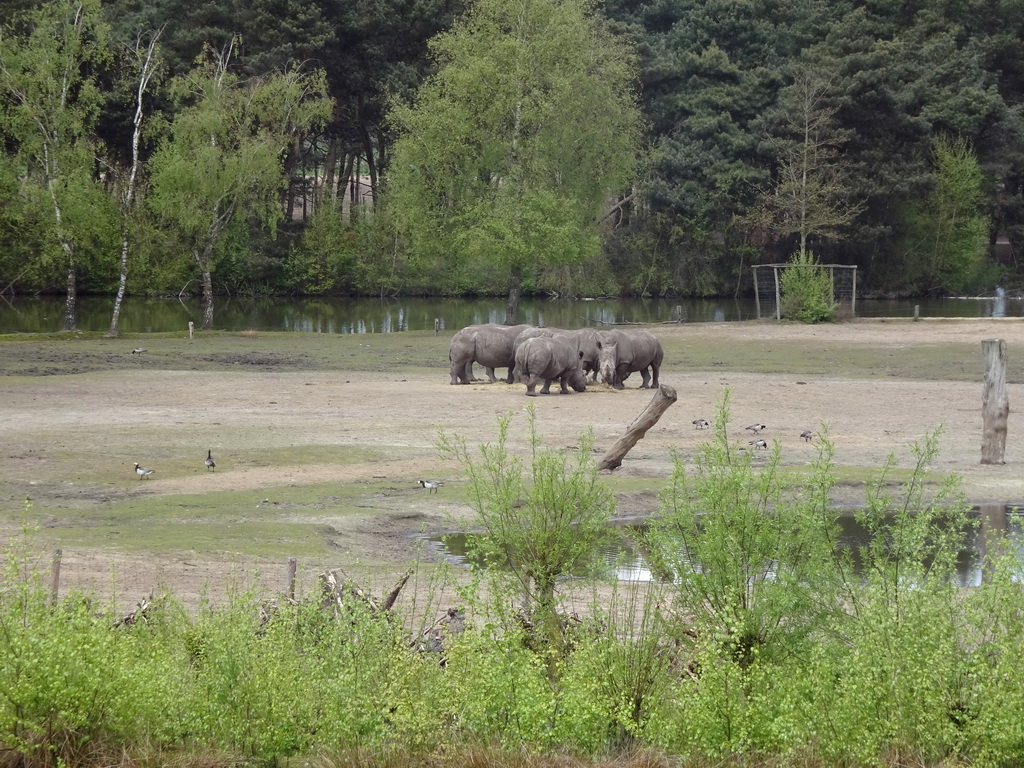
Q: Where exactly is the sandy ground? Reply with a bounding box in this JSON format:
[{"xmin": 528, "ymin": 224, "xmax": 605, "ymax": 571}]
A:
[{"xmin": 2, "ymin": 319, "xmax": 1023, "ymax": 613}]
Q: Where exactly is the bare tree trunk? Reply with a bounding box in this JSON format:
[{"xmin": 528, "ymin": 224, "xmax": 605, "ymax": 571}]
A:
[
  {"xmin": 981, "ymin": 338, "xmax": 1008, "ymax": 464},
  {"xmin": 63, "ymin": 261, "xmax": 77, "ymax": 332},
  {"xmin": 193, "ymin": 245, "xmax": 216, "ymax": 330},
  {"xmin": 108, "ymin": 31, "xmax": 161, "ymax": 338},
  {"xmin": 598, "ymin": 385, "xmax": 678, "ymax": 471},
  {"xmin": 505, "ymin": 265, "xmax": 522, "ymax": 325},
  {"xmin": 323, "ymin": 134, "xmax": 339, "ymax": 202},
  {"xmin": 361, "ymin": 125, "xmax": 377, "ymax": 212}
]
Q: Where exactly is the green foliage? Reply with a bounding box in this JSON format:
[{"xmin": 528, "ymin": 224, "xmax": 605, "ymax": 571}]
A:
[
  {"xmin": 646, "ymin": 391, "xmax": 843, "ymax": 668},
  {"xmin": 148, "ymin": 42, "xmax": 329, "ymax": 322},
  {"xmin": 779, "ymin": 250, "xmax": 837, "ymax": 323},
  {"xmin": 285, "ymin": 199, "xmax": 357, "ymax": 294},
  {"xmin": 387, "ymin": 0, "xmax": 642, "ymax": 305},
  {"xmin": 437, "ymin": 406, "xmax": 616, "ymax": 668},
  {"xmin": 898, "ymin": 136, "xmax": 990, "ymax": 294}
]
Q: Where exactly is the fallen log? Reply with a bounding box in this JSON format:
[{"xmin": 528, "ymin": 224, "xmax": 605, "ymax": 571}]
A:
[{"xmin": 598, "ymin": 384, "xmax": 677, "ymax": 471}]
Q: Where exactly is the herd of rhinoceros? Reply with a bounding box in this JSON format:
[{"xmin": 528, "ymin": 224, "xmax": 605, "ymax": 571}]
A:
[{"xmin": 448, "ymin": 323, "xmax": 664, "ymax": 396}]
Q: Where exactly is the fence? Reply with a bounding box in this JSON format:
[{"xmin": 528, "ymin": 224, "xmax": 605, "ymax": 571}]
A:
[{"xmin": 752, "ymin": 263, "xmax": 858, "ymax": 320}]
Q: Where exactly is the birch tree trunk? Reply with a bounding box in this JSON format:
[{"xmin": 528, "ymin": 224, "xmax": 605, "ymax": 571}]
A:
[{"xmin": 108, "ymin": 32, "xmax": 160, "ymax": 338}]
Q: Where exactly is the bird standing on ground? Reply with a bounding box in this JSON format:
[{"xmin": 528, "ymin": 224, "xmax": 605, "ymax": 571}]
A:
[
  {"xmin": 132, "ymin": 347, "xmax": 146, "ymax": 355},
  {"xmin": 749, "ymin": 439, "xmax": 768, "ymax": 450},
  {"xmin": 205, "ymin": 449, "xmax": 216, "ymax": 471},
  {"xmin": 692, "ymin": 418, "xmax": 709, "ymax": 429},
  {"xmin": 419, "ymin": 479, "xmax": 443, "ymax": 494},
  {"xmin": 800, "ymin": 430, "xmax": 813, "ymax": 442},
  {"xmin": 746, "ymin": 423, "xmax": 767, "ymax": 433},
  {"xmin": 134, "ymin": 462, "xmax": 154, "ymax": 479}
]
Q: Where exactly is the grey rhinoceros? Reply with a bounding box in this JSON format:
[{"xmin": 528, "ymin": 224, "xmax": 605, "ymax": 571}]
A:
[
  {"xmin": 514, "ymin": 336, "xmax": 588, "ymax": 396},
  {"xmin": 596, "ymin": 329, "xmax": 664, "ymax": 390},
  {"xmin": 510, "ymin": 326, "xmax": 602, "ymax": 383},
  {"xmin": 448, "ymin": 323, "xmax": 532, "ymax": 384}
]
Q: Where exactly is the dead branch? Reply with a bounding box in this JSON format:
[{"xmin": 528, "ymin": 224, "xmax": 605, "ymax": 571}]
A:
[{"xmin": 598, "ymin": 384, "xmax": 677, "ymax": 471}]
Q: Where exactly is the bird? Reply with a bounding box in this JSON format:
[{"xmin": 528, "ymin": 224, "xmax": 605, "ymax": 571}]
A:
[
  {"xmin": 204, "ymin": 449, "xmax": 216, "ymax": 471},
  {"xmin": 800, "ymin": 430, "xmax": 814, "ymax": 442},
  {"xmin": 131, "ymin": 347, "xmax": 146, "ymax": 355},
  {"xmin": 749, "ymin": 439, "xmax": 768, "ymax": 450},
  {"xmin": 746, "ymin": 423, "xmax": 767, "ymax": 433},
  {"xmin": 419, "ymin": 479, "xmax": 443, "ymax": 494},
  {"xmin": 134, "ymin": 462, "xmax": 154, "ymax": 479},
  {"xmin": 692, "ymin": 418, "xmax": 710, "ymax": 429}
]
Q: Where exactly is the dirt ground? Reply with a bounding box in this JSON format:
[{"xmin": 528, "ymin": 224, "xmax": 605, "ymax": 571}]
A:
[{"xmin": 2, "ymin": 318, "xmax": 1023, "ymax": 613}]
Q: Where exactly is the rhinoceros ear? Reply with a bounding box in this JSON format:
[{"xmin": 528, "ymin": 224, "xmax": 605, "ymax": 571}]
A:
[{"xmin": 596, "ymin": 340, "xmax": 602, "ymax": 349}]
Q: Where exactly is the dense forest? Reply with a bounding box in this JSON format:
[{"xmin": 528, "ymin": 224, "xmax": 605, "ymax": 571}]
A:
[{"xmin": 2, "ymin": 0, "xmax": 1022, "ymax": 330}]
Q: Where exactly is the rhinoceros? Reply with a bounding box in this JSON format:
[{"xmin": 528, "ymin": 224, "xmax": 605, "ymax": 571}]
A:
[
  {"xmin": 448, "ymin": 323, "xmax": 532, "ymax": 384},
  {"xmin": 511, "ymin": 326, "xmax": 602, "ymax": 382},
  {"xmin": 513, "ymin": 335, "xmax": 587, "ymax": 396},
  {"xmin": 596, "ymin": 329, "xmax": 664, "ymax": 390}
]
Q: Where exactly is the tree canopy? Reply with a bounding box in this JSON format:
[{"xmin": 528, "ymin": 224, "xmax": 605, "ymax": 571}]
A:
[{"xmin": 4, "ymin": 0, "xmax": 1024, "ymax": 302}]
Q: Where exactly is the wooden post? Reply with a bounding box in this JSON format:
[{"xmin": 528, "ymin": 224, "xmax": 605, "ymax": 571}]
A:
[
  {"xmin": 753, "ymin": 267, "xmax": 762, "ymax": 319},
  {"xmin": 851, "ymin": 267, "xmax": 857, "ymax": 316},
  {"xmin": 434, "ymin": 317, "xmax": 440, "ymax": 334},
  {"xmin": 913, "ymin": 305, "xmax": 920, "ymax": 320},
  {"xmin": 286, "ymin": 557, "xmax": 298, "ymax": 601},
  {"xmin": 50, "ymin": 548, "xmax": 62, "ymax": 605},
  {"xmin": 598, "ymin": 385, "xmax": 677, "ymax": 471},
  {"xmin": 773, "ymin": 267, "xmax": 781, "ymax": 321},
  {"xmin": 188, "ymin": 320, "xmax": 194, "ymax": 339},
  {"xmin": 981, "ymin": 339, "xmax": 1008, "ymax": 465}
]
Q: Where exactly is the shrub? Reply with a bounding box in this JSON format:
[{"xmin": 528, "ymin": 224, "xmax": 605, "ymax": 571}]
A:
[{"xmin": 779, "ymin": 250, "xmax": 837, "ymax": 323}]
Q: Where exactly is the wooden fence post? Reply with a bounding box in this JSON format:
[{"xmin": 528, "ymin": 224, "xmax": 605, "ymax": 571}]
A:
[
  {"xmin": 981, "ymin": 339, "xmax": 1008, "ymax": 465},
  {"xmin": 50, "ymin": 548, "xmax": 62, "ymax": 605},
  {"xmin": 286, "ymin": 557, "xmax": 298, "ymax": 601}
]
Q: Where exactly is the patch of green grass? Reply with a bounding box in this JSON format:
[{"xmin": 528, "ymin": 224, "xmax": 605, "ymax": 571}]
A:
[{"xmin": 41, "ymin": 520, "xmax": 336, "ymax": 558}]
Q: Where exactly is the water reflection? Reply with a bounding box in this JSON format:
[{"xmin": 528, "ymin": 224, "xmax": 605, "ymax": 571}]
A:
[
  {"xmin": 2, "ymin": 293, "xmax": 1023, "ymax": 334},
  {"xmin": 430, "ymin": 507, "xmax": 1024, "ymax": 586}
]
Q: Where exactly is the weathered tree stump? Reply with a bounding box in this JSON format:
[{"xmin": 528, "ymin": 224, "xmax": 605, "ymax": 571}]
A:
[
  {"xmin": 981, "ymin": 339, "xmax": 1008, "ymax": 465},
  {"xmin": 598, "ymin": 384, "xmax": 677, "ymax": 471}
]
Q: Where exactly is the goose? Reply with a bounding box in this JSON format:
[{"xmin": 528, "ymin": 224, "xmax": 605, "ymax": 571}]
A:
[
  {"xmin": 745, "ymin": 423, "xmax": 767, "ymax": 433},
  {"xmin": 134, "ymin": 462, "xmax": 154, "ymax": 479},
  {"xmin": 132, "ymin": 347, "xmax": 146, "ymax": 355},
  {"xmin": 205, "ymin": 449, "xmax": 216, "ymax": 471},
  {"xmin": 800, "ymin": 430, "xmax": 813, "ymax": 442},
  {"xmin": 692, "ymin": 418, "xmax": 710, "ymax": 429},
  {"xmin": 418, "ymin": 479, "xmax": 443, "ymax": 494},
  {"xmin": 749, "ymin": 439, "xmax": 768, "ymax": 450}
]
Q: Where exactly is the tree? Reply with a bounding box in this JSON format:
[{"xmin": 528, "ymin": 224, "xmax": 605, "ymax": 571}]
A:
[
  {"xmin": 147, "ymin": 40, "xmax": 329, "ymax": 329},
  {"xmin": 106, "ymin": 29, "xmax": 163, "ymax": 337},
  {"xmin": 438, "ymin": 406, "xmax": 615, "ymax": 677},
  {"xmin": 747, "ymin": 70, "xmax": 863, "ymax": 258},
  {"xmin": 387, "ymin": 0, "xmax": 642, "ymax": 323},
  {"xmin": 899, "ymin": 136, "xmax": 989, "ymax": 294},
  {"xmin": 0, "ymin": 0, "xmax": 111, "ymax": 331}
]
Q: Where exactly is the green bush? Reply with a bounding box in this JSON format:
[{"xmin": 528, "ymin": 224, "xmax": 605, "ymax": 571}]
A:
[{"xmin": 779, "ymin": 250, "xmax": 837, "ymax": 323}]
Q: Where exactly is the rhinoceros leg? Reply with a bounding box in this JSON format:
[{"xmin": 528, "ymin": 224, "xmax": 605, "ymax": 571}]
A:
[
  {"xmin": 526, "ymin": 375, "xmax": 540, "ymax": 396},
  {"xmin": 639, "ymin": 367, "xmax": 652, "ymax": 388},
  {"xmin": 539, "ymin": 378, "xmax": 554, "ymax": 394},
  {"xmin": 483, "ymin": 366, "xmax": 499, "ymax": 383}
]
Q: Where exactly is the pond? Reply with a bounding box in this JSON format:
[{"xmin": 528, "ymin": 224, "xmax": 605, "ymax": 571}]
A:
[
  {"xmin": 428, "ymin": 506, "xmax": 1024, "ymax": 588},
  {"xmin": 0, "ymin": 293, "xmax": 1021, "ymax": 334}
]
